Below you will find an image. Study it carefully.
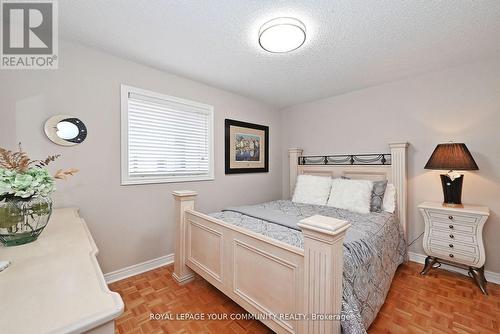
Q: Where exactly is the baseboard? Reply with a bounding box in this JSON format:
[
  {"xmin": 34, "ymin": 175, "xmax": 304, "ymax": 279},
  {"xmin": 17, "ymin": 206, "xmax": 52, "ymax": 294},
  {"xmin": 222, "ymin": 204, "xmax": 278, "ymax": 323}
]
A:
[
  {"xmin": 104, "ymin": 253, "xmax": 174, "ymax": 284},
  {"xmin": 408, "ymin": 251, "xmax": 500, "ymax": 285}
]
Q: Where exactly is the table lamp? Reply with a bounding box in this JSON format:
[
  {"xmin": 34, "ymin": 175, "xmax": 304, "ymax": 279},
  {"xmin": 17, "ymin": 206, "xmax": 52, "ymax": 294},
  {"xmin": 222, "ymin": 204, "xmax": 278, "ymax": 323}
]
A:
[{"xmin": 424, "ymin": 143, "xmax": 478, "ymax": 207}]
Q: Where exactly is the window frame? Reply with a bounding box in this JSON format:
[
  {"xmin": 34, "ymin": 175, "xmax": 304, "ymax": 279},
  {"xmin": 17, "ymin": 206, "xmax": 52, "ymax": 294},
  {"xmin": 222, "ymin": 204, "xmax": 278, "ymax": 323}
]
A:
[{"xmin": 120, "ymin": 84, "xmax": 214, "ymax": 185}]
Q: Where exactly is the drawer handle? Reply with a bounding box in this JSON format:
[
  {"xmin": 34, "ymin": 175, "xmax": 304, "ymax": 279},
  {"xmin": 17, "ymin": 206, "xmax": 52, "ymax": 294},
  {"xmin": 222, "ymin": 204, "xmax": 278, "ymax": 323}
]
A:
[
  {"xmin": 449, "ymin": 254, "xmax": 454, "ymax": 258},
  {"xmin": 449, "ymin": 244, "xmax": 454, "ymax": 248},
  {"xmin": 448, "ymin": 215, "xmax": 454, "ymax": 220},
  {"xmin": 449, "ymin": 234, "xmax": 455, "ymax": 239},
  {"xmin": 449, "ymin": 225, "xmax": 454, "ymax": 229}
]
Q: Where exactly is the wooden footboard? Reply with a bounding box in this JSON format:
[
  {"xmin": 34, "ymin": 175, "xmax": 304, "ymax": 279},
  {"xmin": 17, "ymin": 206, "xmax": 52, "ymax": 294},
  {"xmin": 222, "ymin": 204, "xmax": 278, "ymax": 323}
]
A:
[{"xmin": 172, "ymin": 191, "xmax": 350, "ymax": 334}]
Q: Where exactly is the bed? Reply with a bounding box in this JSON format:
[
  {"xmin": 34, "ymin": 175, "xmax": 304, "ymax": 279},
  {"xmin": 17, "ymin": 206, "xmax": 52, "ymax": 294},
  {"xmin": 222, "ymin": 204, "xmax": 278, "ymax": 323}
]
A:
[{"xmin": 172, "ymin": 143, "xmax": 408, "ymax": 334}]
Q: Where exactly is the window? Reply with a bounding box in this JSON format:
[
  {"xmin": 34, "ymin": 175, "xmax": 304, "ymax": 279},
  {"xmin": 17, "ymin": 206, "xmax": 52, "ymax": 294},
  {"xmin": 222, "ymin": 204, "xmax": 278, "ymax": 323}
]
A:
[{"xmin": 121, "ymin": 85, "xmax": 214, "ymax": 185}]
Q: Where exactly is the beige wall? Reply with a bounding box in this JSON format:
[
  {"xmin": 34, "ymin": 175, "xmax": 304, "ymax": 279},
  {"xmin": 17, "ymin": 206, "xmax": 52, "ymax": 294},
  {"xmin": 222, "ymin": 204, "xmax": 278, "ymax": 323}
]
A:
[
  {"xmin": 280, "ymin": 59, "xmax": 500, "ymax": 272},
  {"xmin": 0, "ymin": 41, "xmax": 282, "ymax": 273}
]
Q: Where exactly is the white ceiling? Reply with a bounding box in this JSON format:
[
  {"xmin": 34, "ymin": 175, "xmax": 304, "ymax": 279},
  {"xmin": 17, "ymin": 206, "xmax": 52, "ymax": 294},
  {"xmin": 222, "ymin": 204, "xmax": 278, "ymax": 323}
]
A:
[{"xmin": 60, "ymin": 1, "xmax": 500, "ymax": 108}]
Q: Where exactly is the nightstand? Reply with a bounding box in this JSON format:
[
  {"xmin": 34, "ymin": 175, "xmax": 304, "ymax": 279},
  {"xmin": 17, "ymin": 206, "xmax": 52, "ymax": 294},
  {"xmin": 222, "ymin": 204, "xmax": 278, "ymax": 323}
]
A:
[{"xmin": 418, "ymin": 201, "xmax": 490, "ymax": 294}]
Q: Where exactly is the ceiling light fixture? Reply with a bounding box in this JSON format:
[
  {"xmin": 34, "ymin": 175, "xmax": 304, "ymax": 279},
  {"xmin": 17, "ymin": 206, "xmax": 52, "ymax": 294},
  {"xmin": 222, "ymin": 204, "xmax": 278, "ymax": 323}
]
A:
[{"xmin": 258, "ymin": 17, "xmax": 306, "ymax": 53}]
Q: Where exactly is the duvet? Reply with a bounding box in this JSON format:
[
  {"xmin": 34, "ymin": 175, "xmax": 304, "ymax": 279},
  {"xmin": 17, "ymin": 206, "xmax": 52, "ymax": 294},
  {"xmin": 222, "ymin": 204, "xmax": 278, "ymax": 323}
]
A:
[{"xmin": 209, "ymin": 200, "xmax": 406, "ymax": 333}]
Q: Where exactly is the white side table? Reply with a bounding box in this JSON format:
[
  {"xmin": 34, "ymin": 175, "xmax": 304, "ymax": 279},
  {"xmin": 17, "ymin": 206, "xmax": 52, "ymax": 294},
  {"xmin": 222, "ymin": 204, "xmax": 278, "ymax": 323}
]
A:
[{"xmin": 418, "ymin": 201, "xmax": 489, "ymax": 294}]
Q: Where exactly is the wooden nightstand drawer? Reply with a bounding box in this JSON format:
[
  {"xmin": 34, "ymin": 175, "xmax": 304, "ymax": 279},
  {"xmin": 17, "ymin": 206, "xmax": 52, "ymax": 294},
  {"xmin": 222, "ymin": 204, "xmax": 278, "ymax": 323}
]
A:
[
  {"xmin": 431, "ymin": 229, "xmax": 476, "ymax": 244},
  {"xmin": 429, "ymin": 238, "xmax": 478, "ymax": 255},
  {"xmin": 430, "ymin": 219, "xmax": 475, "ymax": 234},
  {"xmin": 428, "ymin": 210, "xmax": 478, "ymax": 224},
  {"xmin": 428, "ymin": 246, "xmax": 478, "ymax": 265}
]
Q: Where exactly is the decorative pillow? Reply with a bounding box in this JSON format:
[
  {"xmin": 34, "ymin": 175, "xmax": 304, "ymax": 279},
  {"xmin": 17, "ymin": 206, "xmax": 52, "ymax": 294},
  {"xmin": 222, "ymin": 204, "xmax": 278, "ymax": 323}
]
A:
[
  {"xmin": 382, "ymin": 183, "xmax": 396, "ymax": 213},
  {"xmin": 370, "ymin": 180, "xmax": 388, "ymax": 212},
  {"xmin": 292, "ymin": 175, "xmax": 332, "ymax": 206},
  {"xmin": 341, "ymin": 176, "xmax": 388, "ymax": 212},
  {"xmin": 327, "ymin": 178, "xmax": 373, "ymax": 214}
]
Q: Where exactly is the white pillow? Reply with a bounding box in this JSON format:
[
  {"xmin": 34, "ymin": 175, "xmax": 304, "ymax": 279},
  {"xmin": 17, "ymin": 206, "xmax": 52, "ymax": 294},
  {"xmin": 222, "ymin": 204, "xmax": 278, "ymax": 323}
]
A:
[
  {"xmin": 382, "ymin": 183, "xmax": 396, "ymax": 213},
  {"xmin": 327, "ymin": 178, "xmax": 373, "ymax": 214},
  {"xmin": 292, "ymin": 175, "xmax": 332, "ymax": 205}
]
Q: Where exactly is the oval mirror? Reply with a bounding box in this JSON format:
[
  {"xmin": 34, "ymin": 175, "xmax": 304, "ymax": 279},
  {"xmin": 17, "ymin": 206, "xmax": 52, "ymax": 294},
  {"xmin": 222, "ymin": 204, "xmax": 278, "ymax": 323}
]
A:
[{"xmin": 44, "ymin": 115, "xmax": 87, "ymax": 146}]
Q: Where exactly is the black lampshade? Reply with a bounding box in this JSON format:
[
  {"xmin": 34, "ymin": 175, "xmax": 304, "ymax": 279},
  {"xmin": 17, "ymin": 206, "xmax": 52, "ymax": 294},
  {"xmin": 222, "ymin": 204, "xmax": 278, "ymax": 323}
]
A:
[{"xmin": 424, "ymin": 143, "xmax": 479, "ymax": 171}]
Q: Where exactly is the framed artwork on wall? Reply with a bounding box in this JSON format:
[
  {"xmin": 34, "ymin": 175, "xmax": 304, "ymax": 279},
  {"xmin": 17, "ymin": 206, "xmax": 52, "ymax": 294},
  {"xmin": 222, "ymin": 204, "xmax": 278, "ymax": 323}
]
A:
[{"xmin": 224, "ymin": 119, "xmax": 269, "ymax": 174}]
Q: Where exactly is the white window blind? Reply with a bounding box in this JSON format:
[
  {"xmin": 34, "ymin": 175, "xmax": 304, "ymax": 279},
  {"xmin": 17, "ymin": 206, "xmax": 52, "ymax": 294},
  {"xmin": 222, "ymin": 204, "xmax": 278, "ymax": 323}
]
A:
[{"xmin": 121, "ymin": 85, "xmax": 214, "ymax": 185}]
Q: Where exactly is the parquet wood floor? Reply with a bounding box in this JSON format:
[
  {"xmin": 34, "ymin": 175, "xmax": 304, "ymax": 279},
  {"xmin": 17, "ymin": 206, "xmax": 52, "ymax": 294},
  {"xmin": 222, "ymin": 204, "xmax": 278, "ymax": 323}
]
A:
[
  {"xmin": 109, "ymin": 262, "xmax": 500, "ymax": 334},
  {"xmin": 369, "ymin": 262, "xmax": 500, "ymax": 334}
]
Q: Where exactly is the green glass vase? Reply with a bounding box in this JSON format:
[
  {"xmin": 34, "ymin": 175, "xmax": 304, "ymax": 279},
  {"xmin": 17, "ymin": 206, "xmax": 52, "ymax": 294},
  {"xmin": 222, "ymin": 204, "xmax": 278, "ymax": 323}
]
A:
[{"xmin": 0, "ymin": 196, "xmax": 52, "ymax": 247}]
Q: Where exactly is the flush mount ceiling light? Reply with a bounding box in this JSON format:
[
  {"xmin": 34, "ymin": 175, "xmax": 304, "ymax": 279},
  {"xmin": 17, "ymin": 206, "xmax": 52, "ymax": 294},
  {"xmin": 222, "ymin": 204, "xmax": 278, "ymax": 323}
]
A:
[{"xmin": 258, "ymin": 17, "xmax": 306, "ymax": 53}]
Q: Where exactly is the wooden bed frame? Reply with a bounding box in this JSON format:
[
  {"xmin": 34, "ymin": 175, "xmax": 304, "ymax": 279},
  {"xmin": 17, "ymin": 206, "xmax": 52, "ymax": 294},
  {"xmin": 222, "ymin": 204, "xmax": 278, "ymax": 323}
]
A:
[{"xmin": 172, "ymin": 142, "xmax": 408, "ymax": 334}]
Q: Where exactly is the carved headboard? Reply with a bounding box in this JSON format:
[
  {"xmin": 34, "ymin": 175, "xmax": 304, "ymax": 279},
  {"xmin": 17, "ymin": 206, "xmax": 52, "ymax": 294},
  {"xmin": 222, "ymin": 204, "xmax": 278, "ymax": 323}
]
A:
[{"xmin": 288, "ymin": 143, "xmax": 409, "ymax": 241}]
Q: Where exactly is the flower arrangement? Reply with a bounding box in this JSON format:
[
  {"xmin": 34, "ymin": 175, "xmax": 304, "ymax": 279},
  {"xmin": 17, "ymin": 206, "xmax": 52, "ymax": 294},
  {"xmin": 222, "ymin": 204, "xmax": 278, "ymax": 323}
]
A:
[
  {"xmin": 0, "ymin": 144, "xmax": 78, "ymax": 246},
  {"xmin": 0, "ymin": 145, "xmax": 78, "ymax": 200}
]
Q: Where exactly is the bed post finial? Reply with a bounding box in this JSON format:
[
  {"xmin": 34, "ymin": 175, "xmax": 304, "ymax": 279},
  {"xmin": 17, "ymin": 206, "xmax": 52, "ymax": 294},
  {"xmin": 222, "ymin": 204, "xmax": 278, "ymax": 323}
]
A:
[
  {"xmin": 289, "ymin": 148, "xmax": 303, "ymax": 198},
  {"xmin": 389, "ymin": 142, "xmax": 409, "ymax": 243},
  {"xmin": 297, "ymin": 215, "xmax": 350, "ymax": 334},
  {"xmin": 172, "ymin": 190, "xmax": 197, "ymax": 284}
]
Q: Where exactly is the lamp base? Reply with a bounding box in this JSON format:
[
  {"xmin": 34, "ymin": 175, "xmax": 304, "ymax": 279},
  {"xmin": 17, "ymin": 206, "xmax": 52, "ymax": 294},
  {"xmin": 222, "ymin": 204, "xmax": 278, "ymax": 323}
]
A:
[
  {"xmin": 440, "ymin": 174, "xmax": 463, "ymax": 206},
  {"xmin": 442, "ymin": 202, "xmax": 464, "ymax": 208}
]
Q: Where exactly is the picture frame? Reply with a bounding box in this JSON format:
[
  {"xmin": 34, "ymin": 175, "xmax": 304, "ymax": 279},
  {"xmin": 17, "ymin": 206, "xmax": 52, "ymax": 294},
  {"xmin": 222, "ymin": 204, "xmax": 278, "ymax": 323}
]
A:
[{"xmin": 225, "ymin": 119, "xmax": 269, "ymax": 174}]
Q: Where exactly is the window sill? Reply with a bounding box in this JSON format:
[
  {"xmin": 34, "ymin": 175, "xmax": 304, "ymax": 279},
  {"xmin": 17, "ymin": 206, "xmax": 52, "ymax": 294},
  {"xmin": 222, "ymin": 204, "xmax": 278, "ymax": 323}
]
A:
[{"xmin": 121, "ymin": 175, "xmax": 215, "ymax": 186}]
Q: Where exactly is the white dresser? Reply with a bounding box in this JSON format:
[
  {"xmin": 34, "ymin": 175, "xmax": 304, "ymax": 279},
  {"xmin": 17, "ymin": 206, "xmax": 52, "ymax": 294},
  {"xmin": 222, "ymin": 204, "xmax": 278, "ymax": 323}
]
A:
[
  {"xmin": 0, "ymin": 208, "xmax": 124, "ymax": 334},
  {"xmin": 418, "ymin": 201, "xmax": 489, "ymax": 294}
]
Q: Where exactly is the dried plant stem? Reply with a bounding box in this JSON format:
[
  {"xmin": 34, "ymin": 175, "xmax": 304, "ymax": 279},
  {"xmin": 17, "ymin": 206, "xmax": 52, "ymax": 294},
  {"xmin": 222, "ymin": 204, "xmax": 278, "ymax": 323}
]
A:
[{"xmin": 0, "ymin": 144, "xmax": 61, "ymax": 173}]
